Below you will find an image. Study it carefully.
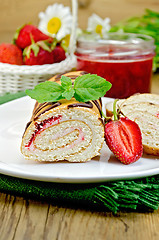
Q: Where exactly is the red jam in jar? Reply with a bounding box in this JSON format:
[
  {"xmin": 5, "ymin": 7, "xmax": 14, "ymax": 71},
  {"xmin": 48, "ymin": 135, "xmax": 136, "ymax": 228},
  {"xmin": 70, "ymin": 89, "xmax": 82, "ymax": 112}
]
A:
[{"xmin": 75, "ymin": 33, "xmax": 155, "ymax": 98}]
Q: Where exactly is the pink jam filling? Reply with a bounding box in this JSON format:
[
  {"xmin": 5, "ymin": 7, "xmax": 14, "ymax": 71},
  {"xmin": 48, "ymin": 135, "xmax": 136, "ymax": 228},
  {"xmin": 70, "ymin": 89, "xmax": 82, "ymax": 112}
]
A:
[
  {"xmin": 65, "ymin": 127, "xmax": 85, "ymax": 149},
  {"xmin": 26, "ymin": 115, "xmax": 62, "ymax": 148},
  {"xmin": 156, "ymin": 112, "xmax": 159, "ymax": 118}
]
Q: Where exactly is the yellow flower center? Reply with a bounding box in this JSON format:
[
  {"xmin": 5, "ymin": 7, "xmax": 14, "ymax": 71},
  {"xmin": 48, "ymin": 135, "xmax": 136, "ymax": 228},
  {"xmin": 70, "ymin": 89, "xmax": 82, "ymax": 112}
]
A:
[
  {"xmin": 63, "ymin": 34, "xmax": 70, "ymax": 47},
  {"xmin": 95, "ymin": 24, "xmax": 103, "ymax": 34},
  {"xmin": 47, "ymin": 17, "xmax": 61, "ymax": 34}
]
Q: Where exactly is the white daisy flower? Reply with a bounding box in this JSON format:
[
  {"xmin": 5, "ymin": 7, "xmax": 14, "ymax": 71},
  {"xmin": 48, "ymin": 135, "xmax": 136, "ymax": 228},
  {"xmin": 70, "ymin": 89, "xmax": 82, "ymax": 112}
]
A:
[
  {"xmin": 87, "ymin": 13, "xmax": 111, "ymax": 36},
  {"xmin": 38, "ymin": 3, "xmax": 72, "ymax": 41}
]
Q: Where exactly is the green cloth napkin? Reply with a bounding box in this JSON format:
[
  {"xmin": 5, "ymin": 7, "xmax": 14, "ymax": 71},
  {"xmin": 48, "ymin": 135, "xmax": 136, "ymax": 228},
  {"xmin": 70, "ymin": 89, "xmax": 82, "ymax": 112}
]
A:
[{"xmin": 0, "ymin": 92, "xmax": 159, "ymax": 213}]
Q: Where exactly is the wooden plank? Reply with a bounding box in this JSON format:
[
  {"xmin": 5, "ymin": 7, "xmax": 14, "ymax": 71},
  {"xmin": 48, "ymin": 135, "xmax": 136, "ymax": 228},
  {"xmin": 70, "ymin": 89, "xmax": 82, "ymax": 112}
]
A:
[
  {"xmin": 0, "ymin": 192, "xmax": 159, "ymax": 240},
  {"xmin": 12, "ymin": 199, "xmax": 49, "ymax": 240},
  {"xmin": 0, "ymin": 194, "xmax": 24, "ymax": 240}
]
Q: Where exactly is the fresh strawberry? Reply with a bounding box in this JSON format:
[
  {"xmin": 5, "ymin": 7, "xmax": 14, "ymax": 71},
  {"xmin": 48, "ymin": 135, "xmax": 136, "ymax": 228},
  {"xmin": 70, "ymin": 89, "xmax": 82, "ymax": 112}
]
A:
[
  {"xmin": 52, "ymin": 45, "xmax": 66, "ymax": 63},
  {"xmin": 23, "ymin": 40, "xmax": 54, "ymax": 65},
  {"xmin": 104, "ymin": 100, "xmax": 143, "ymax": 164},
  {"xmin": 14, "ymin": 24, "xmax": 52, "ymax": 49},
  {"xmin": 0, "ymin": 43, "xmax": 23, "ymax": 65}
]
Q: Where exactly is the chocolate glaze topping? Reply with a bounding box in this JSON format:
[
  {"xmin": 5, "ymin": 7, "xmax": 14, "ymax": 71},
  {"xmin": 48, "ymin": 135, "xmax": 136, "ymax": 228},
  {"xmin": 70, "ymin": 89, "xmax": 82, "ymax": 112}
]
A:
[
  {"xmin": 98, "ymin": 117, "xmax": 104, "ymax": 125},
  {"xmin": 54, "ymin": 71, "xmax": 88, "ymax": 82},
  {"xmin": 92, "ymin": 100, "xmax": 102, "ymax": 117},
  {"xmin": 67, "ymin": 101, "xmax": 93, "ymax": 108},
  {"xmin": 34, "ymin": 102, "xmax": 61, "ymax": 120},
  {"xmin": 65, "ymin": 75, "xmax": 79, "ymax": 79},
  {"xmin": 23, "ymin": 121, "xmax": 32, "ymax": 137},
  {"xmin": 23, "ymin": 102, "xmax": 61, "ymax": 135},
  {"xmin": 33, "ymin": 101, "xmax": 38, "ymax": 110},
  {"xmin": 33, "ymin": 102, "xmax": 57, "ymax": 116},
  {"xmin": 67, "ymin": 100, "xmax": 102, "ymax": 117},
  {"xmin": 54, "ymin": 74, "xmax": 64, "ymax": 82},
  {"xmin": 80, "ymin": 71, "xmax": 88, "ymax": 75}
]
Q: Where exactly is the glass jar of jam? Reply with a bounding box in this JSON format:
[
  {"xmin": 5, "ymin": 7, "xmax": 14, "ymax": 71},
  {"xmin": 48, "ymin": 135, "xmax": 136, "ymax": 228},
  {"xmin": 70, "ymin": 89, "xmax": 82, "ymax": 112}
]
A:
[{"xmin": 75, "ymin": 33, "xmax": 155, "ymax": 98}]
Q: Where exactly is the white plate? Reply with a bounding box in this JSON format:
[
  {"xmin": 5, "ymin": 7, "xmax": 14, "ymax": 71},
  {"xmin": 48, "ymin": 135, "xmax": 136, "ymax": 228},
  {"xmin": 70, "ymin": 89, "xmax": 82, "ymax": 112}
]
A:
[{"xmin": 0, "ymin": 96, "xmax": 159, "ymax": 183}]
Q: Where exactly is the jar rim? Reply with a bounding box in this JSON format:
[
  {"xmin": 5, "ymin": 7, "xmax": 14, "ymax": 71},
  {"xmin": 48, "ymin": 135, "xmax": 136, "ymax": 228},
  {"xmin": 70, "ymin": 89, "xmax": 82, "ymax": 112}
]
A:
[
  {"xmin": 77, "ymin": 32, "xmax": 155, "ymax": 45},
  {"xmin": 76, "ymin": 32, "xmax": 155, "ymax": 59}
]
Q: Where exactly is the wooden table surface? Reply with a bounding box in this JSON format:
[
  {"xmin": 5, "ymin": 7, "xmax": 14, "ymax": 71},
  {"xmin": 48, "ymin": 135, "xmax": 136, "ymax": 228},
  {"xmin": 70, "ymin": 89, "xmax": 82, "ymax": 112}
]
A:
[{"xmin": 0, "ymin": 74, "xmax": 159, "ymax": 240}]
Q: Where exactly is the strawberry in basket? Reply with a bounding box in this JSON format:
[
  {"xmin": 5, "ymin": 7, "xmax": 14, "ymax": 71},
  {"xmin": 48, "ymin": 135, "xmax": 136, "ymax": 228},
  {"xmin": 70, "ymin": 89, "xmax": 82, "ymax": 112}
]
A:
[
  {"xmin": 23, "ymin": 39, "xmax": 66, "ymax": 65},
  {"xmin": 13, "ymin": 24, "xmax": 52, "ymax": 49},
  {"xmin": 0, "ymin": 43, "xmax": 23, "ymax": 65},
  {"xmin": 23, "ymin": 39, "xmax": 54, "ymax": 65},
  {"xmin": 52, "ymin": 45, "xmax": 66, "ymax": 63}
]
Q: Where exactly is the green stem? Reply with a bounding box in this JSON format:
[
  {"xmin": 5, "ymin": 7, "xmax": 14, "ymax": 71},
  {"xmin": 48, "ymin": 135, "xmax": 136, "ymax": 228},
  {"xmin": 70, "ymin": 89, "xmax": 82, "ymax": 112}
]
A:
[
  {"xmin": 101, "ymin": 110, "xmax": 107, "ymax": 119},
  {"xmin": 101, "ymin": 110, "xmax": 112, "ymax": 123},
  {"xmin": 113, "ymin": 99, "xmax": 119, "ymax": 121}
]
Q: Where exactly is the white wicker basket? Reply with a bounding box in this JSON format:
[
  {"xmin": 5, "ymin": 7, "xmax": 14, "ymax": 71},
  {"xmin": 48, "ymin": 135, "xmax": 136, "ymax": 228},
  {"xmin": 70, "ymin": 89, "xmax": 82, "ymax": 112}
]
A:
[{"xmin": 0, "ymin": 0, "xmax": 78, "ymax": 95}]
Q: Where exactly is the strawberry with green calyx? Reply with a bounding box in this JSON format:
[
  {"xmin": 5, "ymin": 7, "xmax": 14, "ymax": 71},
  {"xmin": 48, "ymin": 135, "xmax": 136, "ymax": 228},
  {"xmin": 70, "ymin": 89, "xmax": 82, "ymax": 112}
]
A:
[
  {"xmin": 48, "ymin": 39, "xmax": 66, "ymax": 63},
  {"xmin": 13, "ymin": 24, "xmax": 52, "ymax": 49},
  {"xmin": 104, "ymin": 99, "xmax": 143, "ymax": 165},
  {"xmin": 23, "ymin": 39, "xmax": 55, "ymax": 65},
  {"xmin": 0, "ymin": 43, "xmax": 23, "ymax": 65}
]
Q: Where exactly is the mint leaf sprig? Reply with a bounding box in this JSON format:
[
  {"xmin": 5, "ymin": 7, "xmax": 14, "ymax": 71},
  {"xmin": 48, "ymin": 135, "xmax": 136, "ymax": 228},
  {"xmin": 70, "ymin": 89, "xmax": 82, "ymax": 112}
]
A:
[{"xmin": 25, "ymin": 74, "xmax": 112, "ymax": 103}]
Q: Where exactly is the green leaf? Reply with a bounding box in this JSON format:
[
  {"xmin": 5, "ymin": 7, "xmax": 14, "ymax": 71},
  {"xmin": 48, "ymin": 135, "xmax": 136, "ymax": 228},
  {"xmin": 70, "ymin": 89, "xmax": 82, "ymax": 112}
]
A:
[
  {"xmin": 25, "ymin": 81, "xmax": 64, "ymax": 103},
  {"xmin": 31, "ymin": 43, "xmax": 40, "ymax": 57},
  {"xmin": 50, "ymin": 38, "xmax": 58, "ymax": 50},
  {"xmin": 37, "ymin": 41, "xmax": 52, "ymax": 52},
  {"xmin": 145, "ymin": 9, "xmax": 159, "ymax": 18},
  {"xmin": 12, "ymin": 24, "xmax": 25, "ymax": 44},
  {"xmin": 74, "ymin": 74, "xmax": 112, "ymax": 102},
  {"xmin": 23, "ymin": 43, "xmax": 40, "ymax": 58},
  {"xmin": 61, "ymin": 76, "xmax": 75, "ymax": 100},
  {"xmin": 25, "ymin": 73, "xmax": 112, "ymax": 103},
  {"xmin": 23, "ymin": 46, "xmax": 31, "ymax": 58},
  {"xmin": 61, "ymin": 76, "xmax": 72, "ymax": 89},
  {"xmin": 62, "ymin": 88, "xmax": 75, "ymax": 100}
]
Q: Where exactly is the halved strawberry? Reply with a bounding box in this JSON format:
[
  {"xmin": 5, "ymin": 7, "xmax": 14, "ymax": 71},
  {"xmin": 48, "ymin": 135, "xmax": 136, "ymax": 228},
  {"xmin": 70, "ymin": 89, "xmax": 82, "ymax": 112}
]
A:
[{"xmin": 104, "ymin": 100, "xmax": 143, "ymax": 164}]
